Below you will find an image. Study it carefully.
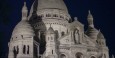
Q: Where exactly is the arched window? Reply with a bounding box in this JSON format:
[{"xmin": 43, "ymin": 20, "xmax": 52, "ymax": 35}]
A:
[
  {"xmin": 23, "ymin": 45, "xmax": 26, "ymax": 54},
  {"xmin": 91, "ymin": 56, "xmax": 95, "ymax": 58},
  {"xmin": 27, "ymin": 45, "xmax": 29, "ymax": 54},
  {"xmin": 60, "ymin": 54, "xmax": 66, "ymax": 58},
  {"xmin": 61, "ymin": 32, "xmax": 65, "ymax": 36},
  {"xmin": 74, "ymin": 29, "xmax": 80, "ymax": 44},
  {"xmin": 76, "ymin": 52, "xmax": 83, "ymax": 58}
]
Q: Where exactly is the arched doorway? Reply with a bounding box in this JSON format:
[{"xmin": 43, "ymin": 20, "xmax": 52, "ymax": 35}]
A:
[
  {"xmin": 75, "ymin": 52, "xmax": 83, "ymax": 58},
  {"xmin": 60, "ymin": 54, "xmax": 66, "ymax": 58}
]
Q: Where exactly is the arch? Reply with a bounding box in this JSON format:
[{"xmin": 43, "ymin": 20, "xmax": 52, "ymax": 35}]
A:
[
  {"xmin": 23, "ymin": 45, "xmax": 26, "ymax": 54},
  {"xmin": 60, "ymin": 54, "xmax": 66, "ymax": 58},
  {"xmin": 74, "ymin": 29, "xmax": 80, "ymax": 44},
  {"xmin": 91, "ymin": 56, "xmax": 96, "ymax": 58},
  {"xmin": 75, "ymin": 52, "xmax": 83, "ymax": 58}
]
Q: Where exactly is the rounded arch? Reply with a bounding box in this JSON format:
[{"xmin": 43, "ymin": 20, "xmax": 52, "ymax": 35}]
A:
[
  {"xmin": 60, "ymin": 53, "xmax": 68, "ymax": 58},
  {"xmin": 60, "ymin": 54, "xmax": 66, "ymax": 58},
  {"xmin": 75, "ymin": 52, "xmax": 83, "ymax": 58},
  {"xmin": 91, "ymin": 56, "xmax": 96, "ymax": 58}
]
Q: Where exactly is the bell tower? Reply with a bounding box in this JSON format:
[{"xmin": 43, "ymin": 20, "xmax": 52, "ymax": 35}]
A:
[
  {"xmin": 8, "ymin": 1, "xmax": 38, "ymax": 58},
  {"xmin": 45, "ymin": 26, "xmax": 58, "ymax": 58}
]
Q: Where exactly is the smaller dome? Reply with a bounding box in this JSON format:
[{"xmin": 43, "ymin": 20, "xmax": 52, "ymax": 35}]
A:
[
  {"xmin": 97, "ymin": 31, "xmax": 105, "ymax": 39},
  {"xmin": 46, "ymin": 27, "xmax": 55, "ymax": 34},
  {"xmin": 12, "ymin": 21, "xmax": 35, "ymax": 37},
  {"xmin": 86, "ymin": 26, "xmax": 99, "ymax": 39},
  {"xmin": 12, "ymin": 2, "xmax": 35, "ymax": 37}
]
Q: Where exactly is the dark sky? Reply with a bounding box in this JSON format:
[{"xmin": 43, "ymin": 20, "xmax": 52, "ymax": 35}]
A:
[{"xmin": 0, "ymin": 0, "xmax": 115, "ymax": 58}]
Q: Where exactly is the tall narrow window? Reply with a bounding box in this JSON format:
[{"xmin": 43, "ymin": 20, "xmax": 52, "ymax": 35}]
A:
[
  {"xmin": 27, "ymin": 45, "xmax": 29, "ymax": 54},
  {"xmin": 55, "ymin": 30, "xmax": 59, "ymax": 39},
  {"xmin": 13, "ymin": 46, "xmax": 17, "ymax": 58},
  {"xmin": 17, "ymin": 46, "xmax": 19, "ymax": 54},
  {"xmin": 61, "ymin": 32, "xmax": 65, "ymax": 36},
  {"xmin": 23, "ymin": 45, "xmax": 26, "ymax": 54},
  {"xmin": 52, "ymin": 50, "xmax": 53, "ymax": 54},
  {"xmin": 21, "ymin": 35, "xmax": 23, "ymax": 39}
]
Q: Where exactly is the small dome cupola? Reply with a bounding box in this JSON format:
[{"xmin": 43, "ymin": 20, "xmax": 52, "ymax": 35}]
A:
[
  {"xmin": 86, "ymin": 10, "xmax": 99, "ymax": 40},
  {"xmin": 11, "ymin": 2, "xmax": 35, "ymax": 40},
  {"xmin": 97, "ymin": 30, "xmax": 106, "ymax": 46},
  {"xmin": 97, "ymin": 30, "xmax": 105, "ymax": 39},
  {"xmin": 87, "ymin": 10, "xmax": 94, "ymax": 27}
]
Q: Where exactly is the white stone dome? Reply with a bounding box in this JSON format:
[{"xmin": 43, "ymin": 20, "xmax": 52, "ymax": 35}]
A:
[
  {"xmin": 37, "ymin": 0, "xmax": 68, "ymax": 12},
  {"xmin": 12, "ymin": 20, "xmax": 35, "ymax": 37}
]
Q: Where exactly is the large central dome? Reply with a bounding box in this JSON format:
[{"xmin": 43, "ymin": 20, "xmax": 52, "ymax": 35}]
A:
[{"xmin": 37, "ymin": 0, "xmax": 68, "ymax": 12}]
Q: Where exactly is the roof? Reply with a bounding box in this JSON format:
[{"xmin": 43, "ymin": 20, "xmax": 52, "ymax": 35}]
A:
[
  {"xmin": 12, "ymin": 20, "xmax": 35, "ymax": 37},
  {"xmin": 46, "ymin": 27, "xmax": 55, "ymax": 34},
  {"xmin": 37, "ymin": 0, "xmax": 68, "ymax": 12},
  {"xmin": 97, "ymin": 31, "xmax": 105, "ymax": 39}
]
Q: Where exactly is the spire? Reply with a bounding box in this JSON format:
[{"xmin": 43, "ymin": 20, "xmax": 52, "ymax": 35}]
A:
[
  {"xmin": 87, "ymin": 10, "xmax": 94, "ymax": 27},
  {"xmin": 22, "ymin": 1, "xmax": 28, "ymax": 20}
]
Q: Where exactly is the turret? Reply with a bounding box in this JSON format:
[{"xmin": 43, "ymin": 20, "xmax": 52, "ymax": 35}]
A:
[
  {"xmin": 8, "ymin": 2, "xmax": 38, "ymax": 58},
  {"xmin": 97, "ymin": 30, "xmax": 106, "ymax": 46},
  {"xmin": 45, "ymin": 26, "xmax": 58, "ymax": 58},
  {"xmin": 87, "ymin": 11, "xmax": 94, "ymax": 27},
  {"xmin": 86, "ymin": 10, "xmax": 99, "ymax": 41}
]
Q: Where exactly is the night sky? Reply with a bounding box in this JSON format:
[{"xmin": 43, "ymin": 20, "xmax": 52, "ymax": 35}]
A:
[{"xmin": 0, "ymin": 0, "xmax": 115, "ymax": 58}]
